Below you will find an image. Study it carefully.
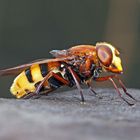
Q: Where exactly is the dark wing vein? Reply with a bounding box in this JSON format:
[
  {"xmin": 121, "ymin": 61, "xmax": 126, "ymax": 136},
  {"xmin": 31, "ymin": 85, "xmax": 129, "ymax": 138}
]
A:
[{"xmin": 0, "ymin": 56, "xmax": 74, "ymax": 76}]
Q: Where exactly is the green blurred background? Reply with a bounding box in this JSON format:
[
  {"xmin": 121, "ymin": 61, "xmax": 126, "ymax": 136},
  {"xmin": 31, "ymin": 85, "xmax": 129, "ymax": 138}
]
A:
[{"xmin": 0, "ymin": 0, "xmax": 139, "ymax": 98}]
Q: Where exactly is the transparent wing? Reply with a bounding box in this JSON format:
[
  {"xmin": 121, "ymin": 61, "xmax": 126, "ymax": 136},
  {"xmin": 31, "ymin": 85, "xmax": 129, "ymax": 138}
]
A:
[
  {"xmin": 49, "ymin": 50, "xmax": 68, "ymax": 58},
  {"xmin": 0, "ymin": 56, "xmax": 74, "ymax": 76}
]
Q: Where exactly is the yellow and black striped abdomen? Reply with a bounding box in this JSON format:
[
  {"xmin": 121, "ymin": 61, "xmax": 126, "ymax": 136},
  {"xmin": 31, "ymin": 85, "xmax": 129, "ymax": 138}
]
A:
[{"xmin": 10, "ymin": 64, "xmax": 48, "ymax": 98}]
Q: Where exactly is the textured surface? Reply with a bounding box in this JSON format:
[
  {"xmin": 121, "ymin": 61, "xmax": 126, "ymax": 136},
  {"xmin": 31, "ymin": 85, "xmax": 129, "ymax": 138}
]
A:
[{"xmin": 0, "ymin": 88, "xmax": 140, "ymax": 140}]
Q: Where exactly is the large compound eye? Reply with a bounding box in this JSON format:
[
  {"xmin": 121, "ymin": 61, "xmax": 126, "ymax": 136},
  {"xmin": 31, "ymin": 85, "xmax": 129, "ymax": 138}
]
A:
[{"xmin": 96, "ymin": 45, "xmax": 113, "ymax": 67}]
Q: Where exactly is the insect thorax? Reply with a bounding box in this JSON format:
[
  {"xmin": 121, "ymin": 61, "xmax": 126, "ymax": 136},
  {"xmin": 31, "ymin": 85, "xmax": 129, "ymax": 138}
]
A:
[{"xmin": 59, "ymin": 57, "xmax": 102, "ymax": 84}]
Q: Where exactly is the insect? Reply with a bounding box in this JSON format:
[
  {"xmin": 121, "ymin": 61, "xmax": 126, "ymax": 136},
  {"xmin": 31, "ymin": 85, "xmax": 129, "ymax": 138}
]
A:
[{"xmin": 0, "ymin": 42, "xmax": 136, "ymax": 105}]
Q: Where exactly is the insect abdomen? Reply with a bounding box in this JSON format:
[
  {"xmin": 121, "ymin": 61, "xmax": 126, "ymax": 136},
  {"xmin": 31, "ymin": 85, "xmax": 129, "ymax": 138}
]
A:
[{"xmin": 10, "ymin": 64, "xmax": 48, "ymax": 98}]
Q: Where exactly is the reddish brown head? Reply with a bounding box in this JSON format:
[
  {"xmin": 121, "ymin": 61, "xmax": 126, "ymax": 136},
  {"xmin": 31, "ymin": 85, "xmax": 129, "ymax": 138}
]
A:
[{"xmin": 96, "ymin": 42, "xmax": 123, "ymax": 74}]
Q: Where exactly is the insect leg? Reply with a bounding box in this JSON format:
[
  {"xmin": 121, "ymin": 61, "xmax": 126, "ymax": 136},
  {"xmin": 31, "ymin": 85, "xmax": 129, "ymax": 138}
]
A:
[
  {"xmin": 114, "ymin": 75, "xmax": 137, "ymax": 101},
  {"xmin": 86, "ymin": 80, "xmax": 97, "ymax": 96},
  {"xmin": 87, "ymin": 81, "xmax": 103, "ymax": 99},
  {"xmin": 36, "ymin": 88, "xmax": 55, "ymax": 96},
  {"xmin": 22, "ymin": 92, "xmax": 41, "ymax": 99},
  {"xmin": 109, "ymin": 78, "xmax": 134, "ymax": 106},
  {"xmin": 50, "ymin": 72, "xmax": 70, "ymax": 86},
  {"xmin": 95, "ymin": 76, "xmax": 134, "ymax": 105},
  {"xmin": 23, "ymin": 71, "xmax": 53, "ymax": 99},
  {"xmin": 23, "ymin": 71, "xmax": 70, "ymax": 99},
  {"xmin": 95, "ymin": 75, "xmax": 115, "ymax": 81},
  {"xmin": 67, "ymin": 66, "xmax": 85, "ymax": 103},
  {"xmin": 22, "ymin": 88, "xmax": 55, "ymax": 99},
  {"xmin": 35, "ymin": 70, "xmax": 70, "ymax": 94}
]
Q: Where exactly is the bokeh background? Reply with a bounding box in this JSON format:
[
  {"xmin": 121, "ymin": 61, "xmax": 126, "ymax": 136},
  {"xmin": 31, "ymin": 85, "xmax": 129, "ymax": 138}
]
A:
[{"xmin": 0, "ymin": 0, "xmax": 139, "ymax": 98}]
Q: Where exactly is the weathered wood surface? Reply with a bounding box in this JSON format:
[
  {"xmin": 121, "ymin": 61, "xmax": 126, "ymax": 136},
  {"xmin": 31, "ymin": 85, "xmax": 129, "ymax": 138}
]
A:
[{"xmin": 0, "ymin": 88, "xmax": 140, "ymax": 140}]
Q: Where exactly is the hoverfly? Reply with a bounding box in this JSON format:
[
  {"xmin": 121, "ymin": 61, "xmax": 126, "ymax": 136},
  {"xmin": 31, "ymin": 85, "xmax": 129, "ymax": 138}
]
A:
[{"xmin": 0, "ymin": 42, "xmax": 136, "ymax": 105}]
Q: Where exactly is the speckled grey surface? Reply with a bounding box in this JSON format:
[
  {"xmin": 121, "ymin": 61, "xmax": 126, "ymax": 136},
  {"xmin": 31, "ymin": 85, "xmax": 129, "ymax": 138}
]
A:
[{"xmin": 0, "ymin": 88, "xmax": 140, "ymax": 140}]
